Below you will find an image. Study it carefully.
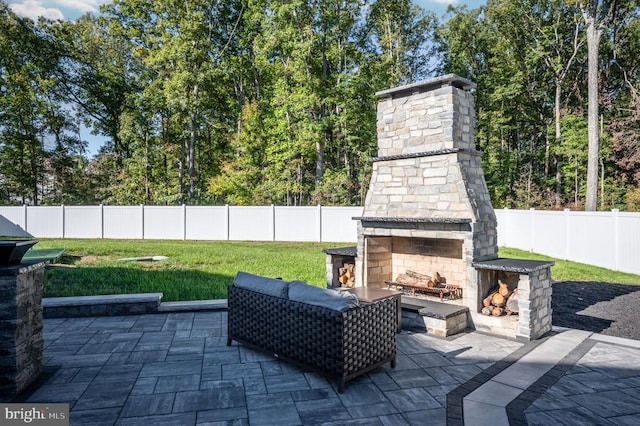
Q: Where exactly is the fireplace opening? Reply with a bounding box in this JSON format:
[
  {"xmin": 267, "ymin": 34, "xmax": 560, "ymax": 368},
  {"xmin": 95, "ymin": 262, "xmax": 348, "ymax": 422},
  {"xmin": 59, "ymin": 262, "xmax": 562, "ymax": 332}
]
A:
[{"xmin": 364, "ymin": 236, "xmax": 466, "ymax": 302}]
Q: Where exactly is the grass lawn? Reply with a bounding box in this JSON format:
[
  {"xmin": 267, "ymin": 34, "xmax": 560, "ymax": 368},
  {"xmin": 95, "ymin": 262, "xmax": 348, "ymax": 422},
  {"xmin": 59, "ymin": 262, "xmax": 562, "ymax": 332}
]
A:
[
  {"xmin": 499, "ymin": 247, "xmax": 640, "ymax": 285},
  {"xmin": 39, "ymin": 239, "xmax": 340, "ymax": 302},
  {"xmin": 36, "ymin": 239, "xmax": 640, "ymax": 302}
]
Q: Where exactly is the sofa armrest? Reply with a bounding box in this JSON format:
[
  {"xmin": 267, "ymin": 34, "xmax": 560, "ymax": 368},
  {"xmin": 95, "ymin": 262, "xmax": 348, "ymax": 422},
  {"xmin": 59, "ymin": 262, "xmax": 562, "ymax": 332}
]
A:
[{"xmin": 342, "ymin": 298, "xmax": 397, "ymax": 377}]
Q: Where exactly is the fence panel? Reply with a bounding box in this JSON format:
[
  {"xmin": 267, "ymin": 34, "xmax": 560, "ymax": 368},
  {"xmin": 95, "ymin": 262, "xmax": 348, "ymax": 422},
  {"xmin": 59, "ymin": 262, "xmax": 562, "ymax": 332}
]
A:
[
  {"xmin": 144, "ymin": 206, "xmax": 184, "ymax": 240},
  {"xmin": 229, "ymin": 206, "xmax": 273, "ymax": 241},
  {"xmin": 617, "ymin": 213, "xmax": 640, "ymax": 275},
  {"xmin": 532, "ymin": 211, "xmax": 567, "ymax": 259},
  {"xmin": 566, "ymin": 212, "xmax": 616, "ymax": 271},
  {"xmin": 64, "ymin": 206, "xmax": 102, "ymax": 238},
  {"xmin": 27, "ymin": 206, "xmax": 63, "ymax": 238},
  {"xmin": 274, "ymin": 206, "xmax": 319, "ymax": 242},
  {"xmin": 103, "ymin": 206, "xmax": 142, "ymax": 239},
  {"xmin": 321, "ymin": 206, "xmax": 362, "ymax": 243},
  {"xmin": 0, "ymin": 207, "xmax": 28, "ymax": 237},
  {"xmin": 495, "ymin": 209, "xmax": 533, "ymax": 250},
  {"xmin": 185, "ymin": 206, "xmax": 228, "ymax": 240}
]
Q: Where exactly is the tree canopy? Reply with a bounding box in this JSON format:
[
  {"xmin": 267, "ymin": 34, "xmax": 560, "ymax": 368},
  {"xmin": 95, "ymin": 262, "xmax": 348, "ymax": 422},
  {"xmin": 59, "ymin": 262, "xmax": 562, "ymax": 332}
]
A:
[{"xmin": 1, "ymin": 0, "xmax": 639, "ymax": 211}]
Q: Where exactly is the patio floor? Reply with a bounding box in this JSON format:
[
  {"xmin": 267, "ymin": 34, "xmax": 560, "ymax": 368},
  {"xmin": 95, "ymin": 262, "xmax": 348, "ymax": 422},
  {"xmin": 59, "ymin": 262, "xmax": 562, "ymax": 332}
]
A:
[{"xmin": 14, "ymin": 311, "xmax": 640, "ymax": 425}]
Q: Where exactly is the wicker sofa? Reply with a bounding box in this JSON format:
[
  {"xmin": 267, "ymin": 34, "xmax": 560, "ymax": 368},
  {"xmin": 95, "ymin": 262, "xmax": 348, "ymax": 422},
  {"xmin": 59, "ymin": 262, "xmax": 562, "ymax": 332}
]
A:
[{"xmin": 227, "ymin": 272, "xmax": 397, "ymax": 393}]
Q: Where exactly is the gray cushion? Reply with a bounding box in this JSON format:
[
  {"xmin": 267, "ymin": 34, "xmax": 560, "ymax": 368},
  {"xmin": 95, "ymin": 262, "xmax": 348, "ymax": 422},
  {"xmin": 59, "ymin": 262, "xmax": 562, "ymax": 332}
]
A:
[
  {"xmin": 234, "ymin": 271, "xmax": 288, "ymax": 298},
  {"xmin": 288, "ymin": 281, "xmax": 359, "ymax": 312}
]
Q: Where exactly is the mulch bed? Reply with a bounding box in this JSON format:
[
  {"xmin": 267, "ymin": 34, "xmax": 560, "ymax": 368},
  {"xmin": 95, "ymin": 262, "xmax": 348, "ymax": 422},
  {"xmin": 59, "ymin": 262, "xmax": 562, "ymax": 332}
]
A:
[{"xmin": 552, "ymin": 281, "xmax": 640, "ymax": 341}]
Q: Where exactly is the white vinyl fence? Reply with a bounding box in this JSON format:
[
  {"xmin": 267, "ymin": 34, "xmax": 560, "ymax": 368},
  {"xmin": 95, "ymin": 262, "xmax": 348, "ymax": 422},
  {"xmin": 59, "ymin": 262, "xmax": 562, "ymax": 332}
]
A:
[
  {"xmin": 494, "ymin": 208, "xmax": 640, "ymax": 276},
  {"xmin": 1, "ymin": 205, "xmax": 639, "ymax": 275},
  {"xmin": 0, "ymin": 205, "xmax": 363, "ymax": 243}
]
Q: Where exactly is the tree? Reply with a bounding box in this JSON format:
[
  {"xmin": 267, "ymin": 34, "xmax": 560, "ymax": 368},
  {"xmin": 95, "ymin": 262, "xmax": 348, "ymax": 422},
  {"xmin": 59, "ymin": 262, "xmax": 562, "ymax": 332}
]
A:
[
  {"xmin": 575, "ymin": 0, "xmax": 639, "ymax": 210},
  {"xmin": 0, "ymin": 4, "xmax": 85, "ymax": 205}
]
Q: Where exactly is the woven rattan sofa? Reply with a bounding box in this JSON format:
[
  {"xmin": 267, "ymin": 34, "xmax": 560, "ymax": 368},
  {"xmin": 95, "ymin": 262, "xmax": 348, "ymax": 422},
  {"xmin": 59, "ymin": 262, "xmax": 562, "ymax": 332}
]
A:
[{"xmin": 227, "ymin": 272, "xmax": 397, "ymax": 393}]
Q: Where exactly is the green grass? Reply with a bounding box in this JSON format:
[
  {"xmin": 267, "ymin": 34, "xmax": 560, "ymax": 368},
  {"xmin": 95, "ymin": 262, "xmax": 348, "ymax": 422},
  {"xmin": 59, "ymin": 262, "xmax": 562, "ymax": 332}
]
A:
[
  {"xmin": 35, "ymin": 239, "xmax": 640, "ymax": 302},
  {"xmin": 38, "ymin": 239, "xmax": 341, "ymax": 302},
  {"xmin": 498, "ymin": 247, "xmax": 640, "ymax": 285}
]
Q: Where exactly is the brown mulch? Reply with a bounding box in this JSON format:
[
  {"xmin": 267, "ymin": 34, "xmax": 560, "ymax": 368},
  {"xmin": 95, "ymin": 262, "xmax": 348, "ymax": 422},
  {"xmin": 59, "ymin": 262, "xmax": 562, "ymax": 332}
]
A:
[{"xmin": 552, "ymin": 281, "xmax": 640, "ymax": 341}]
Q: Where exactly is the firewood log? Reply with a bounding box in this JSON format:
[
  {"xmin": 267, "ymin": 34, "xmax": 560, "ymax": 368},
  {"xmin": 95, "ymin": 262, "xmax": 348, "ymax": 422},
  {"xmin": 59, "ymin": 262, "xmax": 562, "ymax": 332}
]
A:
[
  {"xmin": 492, "ymin": 293, "xmax": 506, "ymax": 307},
  {"xmin": 406, "ymin": 270, "xmax": 432, "ymax": 282},
  {"xmin": 498, "ymin": 280, "xmax": 510, "ymax": 296},
  {"xmin": 483, "ymin": 292, "xmax": 497, "ymax": 307},
  {"xmin": 491, "ymin": 307, "xmax": 504, "ymax": 316},
  {"xmin": 481, "ymin": 306, "xmax": 493, "ymax": 316},
  {"xmin": 506, "ymin": 289, "xmax": 519, "ymax": 313},
  {"xmin": 396, "ymin": 274, "xmax": 418, "ymax": 284}
]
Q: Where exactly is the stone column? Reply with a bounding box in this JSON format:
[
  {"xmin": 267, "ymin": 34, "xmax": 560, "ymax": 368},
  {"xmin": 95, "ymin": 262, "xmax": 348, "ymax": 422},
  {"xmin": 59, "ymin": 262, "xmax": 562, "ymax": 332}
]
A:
[
  {"xmin": 0, "ymin": 261, "xmax": 46, "ymax": 401},
  {"xmin": 516, "ymin": 267, "xmax": 553, "ymax": 341}
]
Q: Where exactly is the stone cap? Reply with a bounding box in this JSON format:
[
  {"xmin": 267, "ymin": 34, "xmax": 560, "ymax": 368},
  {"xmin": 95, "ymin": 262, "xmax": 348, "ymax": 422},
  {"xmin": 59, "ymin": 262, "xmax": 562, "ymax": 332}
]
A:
[
  {"xmin": 0, "ymin": 260, "xmax": 46, "ymax": 276},
  {"xmin": 322, "ymin": 246, "xmax": 357, "ymax": 257},
  {"xmin": 371, "ymin": 148, "xmax": 482, "ymax": 163},
  {"xmin": 376, "ymin": 74, "xmax": 476, "ymax": 99},
  {"xmin": 472, "ymin": 258, "xmax": 555, "ymax": 273},
  {"xmin": 353, "ymin": 217, "xmax": 472, "ymax": 224},
  {"xmin": 43, "ymin": 293, "xmax": 163, "ymax": 307}
]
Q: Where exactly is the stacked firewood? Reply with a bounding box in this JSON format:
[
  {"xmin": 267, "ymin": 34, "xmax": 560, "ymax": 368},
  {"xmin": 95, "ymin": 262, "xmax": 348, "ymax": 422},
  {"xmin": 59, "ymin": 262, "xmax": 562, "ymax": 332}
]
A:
[
  {"xmin": 338, "ymin": 262, "xmax": 355, "ymax": 287},
  {"xmin": 481, "ymin": 280, "xmax": 518, "ymax": 316}
]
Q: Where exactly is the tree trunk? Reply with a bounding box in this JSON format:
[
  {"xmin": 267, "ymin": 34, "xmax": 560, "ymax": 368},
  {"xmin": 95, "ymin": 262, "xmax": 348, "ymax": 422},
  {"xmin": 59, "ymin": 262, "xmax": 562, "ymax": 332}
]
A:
[
  {"xmin": 584, "ymin": 14, "xmax": 601, "ymax": 211},
  {"xmin": 555, "ymin": 159, "xmax": 562, "ymax": 207},
  {"xmin": 187, "ymin": 84, "xmax": 199, "ymax": 201},
  {"xmin": 545, "ymin": 82, "xmax": 562, "ymax": 182}
]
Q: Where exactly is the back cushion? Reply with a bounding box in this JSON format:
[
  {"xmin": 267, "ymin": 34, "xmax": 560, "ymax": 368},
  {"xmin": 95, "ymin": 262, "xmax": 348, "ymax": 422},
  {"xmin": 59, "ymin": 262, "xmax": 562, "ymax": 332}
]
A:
[
  {"xmin": 234, "ymin": 271, "xmax": 288, "ymax": 298},
  {"xmin": 288, "ymin": 281, "xmax": 359, "ymax": 312}
]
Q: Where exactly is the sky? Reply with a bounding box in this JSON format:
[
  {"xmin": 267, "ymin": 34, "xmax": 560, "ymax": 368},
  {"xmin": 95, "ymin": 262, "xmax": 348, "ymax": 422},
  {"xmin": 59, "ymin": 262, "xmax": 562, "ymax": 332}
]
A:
[
  {"xmin": 8, "ymin": 0, "xmax": 486, "ymax": 157},
  {"xmin": 9, "ymin": 0, "xmax": 486, "ymax": 21}
]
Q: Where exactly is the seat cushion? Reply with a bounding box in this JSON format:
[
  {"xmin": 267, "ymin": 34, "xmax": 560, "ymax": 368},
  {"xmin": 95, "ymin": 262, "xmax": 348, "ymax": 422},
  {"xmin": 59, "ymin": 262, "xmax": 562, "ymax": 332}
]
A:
[
  {"xmin": 234, "ymin": 271, "xmax": 289, "ymax": 298},
  {"xmin": 288, "ymin": 281, "xmax": 359, "ymax": 312}
]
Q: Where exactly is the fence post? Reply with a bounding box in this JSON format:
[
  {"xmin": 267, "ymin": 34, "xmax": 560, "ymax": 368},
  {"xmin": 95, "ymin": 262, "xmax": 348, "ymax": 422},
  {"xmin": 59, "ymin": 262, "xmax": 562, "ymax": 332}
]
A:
[
  {"xmin": 271, "ymin": 204, "xmax": 276, "ymax": 241},
  {"xmin": 564, "ymin": 209, "xmax": 570, "ymax": 260},
  {"xmin": 100, "ymin": 204, "xmax": 104, "ymax": 239},
  {"xmin": 225, "ymin": 204, "xmax": 230, "ymax": 240},
  {"xmin": 182, "ymin": 204, "xmax": 187, "ymax": 240},
  {"xmin": 140, "ymin": 204, "xmax": 145, "ymax": 239},
  {"xmin": 23, "ymin": 204, "xmax": 28, "ymax": 236},
  {"xmin": 317, "ymin": 204, "xmax": 322, "ymax": 242},
  {"xmin": 61, "ymin": 204, "xmax": 65, "ymax": 239},
  {"xmin": 612, "ymin": 209, "xmax": 620, "ymax": 271}
]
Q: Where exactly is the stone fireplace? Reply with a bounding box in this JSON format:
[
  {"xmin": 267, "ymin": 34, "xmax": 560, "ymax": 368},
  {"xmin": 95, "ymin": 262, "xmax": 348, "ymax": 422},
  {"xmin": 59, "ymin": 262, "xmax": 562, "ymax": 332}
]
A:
[
  {"xmin": 353, "ymin": 74, "xmax": 553, "ymax": 341},
  {"xmin": 354, "ymin": 74, "xmax": 497, "ymax": 305}
]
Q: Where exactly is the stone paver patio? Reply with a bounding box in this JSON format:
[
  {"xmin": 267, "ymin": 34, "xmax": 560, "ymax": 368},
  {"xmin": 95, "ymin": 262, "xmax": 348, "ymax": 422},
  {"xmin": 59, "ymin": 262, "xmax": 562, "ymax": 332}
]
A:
[{"xmin": 14, "ymin": 311, "xmax": 640, "ymax": 425}]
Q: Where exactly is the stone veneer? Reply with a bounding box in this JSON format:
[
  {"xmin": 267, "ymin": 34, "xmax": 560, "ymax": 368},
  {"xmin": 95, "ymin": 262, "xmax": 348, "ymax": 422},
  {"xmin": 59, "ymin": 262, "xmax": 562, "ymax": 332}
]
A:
[
  {"xmin": 354, "ymin": 74, "xmax": 498, "ymax": 304},
  {"xmin": 0, "ymin": 261, "xmax": 45, "ymax": 400},
  {"xmin": 473, "ymin": 259, "xmax": 554, "ymax": 341}
]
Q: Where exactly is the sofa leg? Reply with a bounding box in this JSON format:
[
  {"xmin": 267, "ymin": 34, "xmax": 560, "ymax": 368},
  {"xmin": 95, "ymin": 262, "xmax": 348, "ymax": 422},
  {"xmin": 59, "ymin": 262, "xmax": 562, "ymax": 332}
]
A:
[
  {"xmin": 226, "ymin": 338, "xmax": 232, "ymax": 346},
  {"xmin": 338, "ymin": 380, "xmax": 345, "ymax": 394},
  {"xmin": 391, "ymin": 357, "xmax": 396, "ymax": 368}
]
